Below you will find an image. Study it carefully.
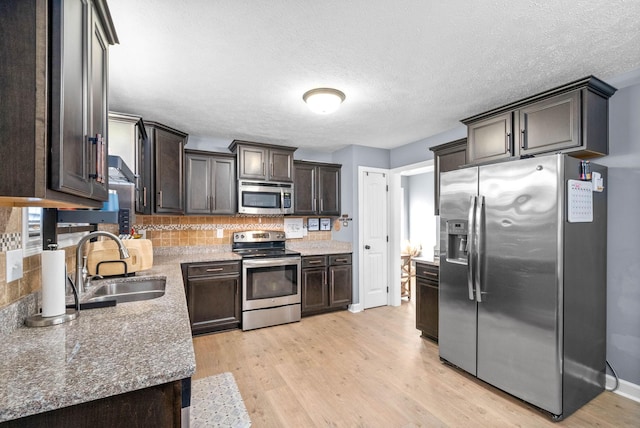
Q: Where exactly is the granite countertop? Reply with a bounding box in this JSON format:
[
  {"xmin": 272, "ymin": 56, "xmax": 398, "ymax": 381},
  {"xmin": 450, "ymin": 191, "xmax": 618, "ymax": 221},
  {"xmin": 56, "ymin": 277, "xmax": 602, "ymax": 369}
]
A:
[
  {"xmin": 287, "ymin": 240, "xmax": 352, "ymax": 256},
  {"xmin": 413, "ymin": 256, "xmax": 439, "ymax": 266},
  {"xmin": 0, "ymin": 241, "xmax": 352, "ymax": 423},
  {"xmin": 0, "ymin": 255, "xmax": 197, "ymax": 423}
]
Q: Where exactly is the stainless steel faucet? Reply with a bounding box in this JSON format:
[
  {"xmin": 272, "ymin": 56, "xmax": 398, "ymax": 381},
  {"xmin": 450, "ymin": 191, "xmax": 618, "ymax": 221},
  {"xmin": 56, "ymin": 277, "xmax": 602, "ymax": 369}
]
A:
[{"xmin": 75, "ymin": 231, "xmax": 130, "ymax": 293}]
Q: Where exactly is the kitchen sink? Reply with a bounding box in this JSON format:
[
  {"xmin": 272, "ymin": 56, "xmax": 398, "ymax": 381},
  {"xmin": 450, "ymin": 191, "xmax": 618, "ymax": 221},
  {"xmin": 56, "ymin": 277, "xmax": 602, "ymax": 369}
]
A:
[{"xmin": 86, "ymin": 278, "xmax": 166, "ymax": 304}]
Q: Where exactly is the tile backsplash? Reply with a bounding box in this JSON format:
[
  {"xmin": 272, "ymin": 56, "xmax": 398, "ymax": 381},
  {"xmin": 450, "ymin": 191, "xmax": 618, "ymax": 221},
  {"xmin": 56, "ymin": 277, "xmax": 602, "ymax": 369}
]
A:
[
  {"xmin": 0, "ymin": 209, "xmax": 333, "ymax": 311},
  {"xmin": 133, "ymin": 215, "xmax": 332, "ymax": 247}
]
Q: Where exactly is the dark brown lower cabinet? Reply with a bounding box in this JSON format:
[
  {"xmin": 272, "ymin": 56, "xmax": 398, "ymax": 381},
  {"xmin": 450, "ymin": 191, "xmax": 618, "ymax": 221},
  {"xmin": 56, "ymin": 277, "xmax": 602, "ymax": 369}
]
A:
[
  {"xmin": 0, "ymin": 380, "xmax": 182, "ymax": 428},
  {"xmin": 415, "ymin": 261, "xmax": 439, "ymax": 341},
  {"xmin": 182, "ymin": 261, "xmax": 241, "ymax": 335},
  {"xmin": 302, "ymin": 254, "xmax": 352, "ymax": 316}
]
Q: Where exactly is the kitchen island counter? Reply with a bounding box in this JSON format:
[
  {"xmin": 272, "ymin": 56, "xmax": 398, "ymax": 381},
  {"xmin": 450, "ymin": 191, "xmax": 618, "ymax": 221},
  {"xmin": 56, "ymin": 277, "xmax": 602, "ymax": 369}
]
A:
[{"xmin": 0, "ymin": 254, "xmax": 197, "ymax": 423}]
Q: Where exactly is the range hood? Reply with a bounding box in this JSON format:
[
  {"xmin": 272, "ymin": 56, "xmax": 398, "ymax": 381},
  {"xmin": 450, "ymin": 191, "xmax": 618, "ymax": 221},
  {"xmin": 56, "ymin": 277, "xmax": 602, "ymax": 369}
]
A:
[
  {"xmin": 108, "ymin": 155, "xmax": 136, "ymax": 183},
  {"xmin": 57, "ymin": 156, "xmax": 137, "ymax": 226}
]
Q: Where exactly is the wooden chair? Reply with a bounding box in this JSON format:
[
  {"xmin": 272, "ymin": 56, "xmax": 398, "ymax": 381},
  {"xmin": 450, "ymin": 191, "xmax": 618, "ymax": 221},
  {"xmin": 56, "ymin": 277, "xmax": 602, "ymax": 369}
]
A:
[{"xmin": 400, "ymin": 254, "xmax": 413, "ymax": 299}]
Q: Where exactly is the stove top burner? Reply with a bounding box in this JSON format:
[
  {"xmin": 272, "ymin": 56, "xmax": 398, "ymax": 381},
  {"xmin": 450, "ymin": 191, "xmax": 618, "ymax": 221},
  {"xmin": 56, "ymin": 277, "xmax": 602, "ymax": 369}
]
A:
[
  {"xmin": 232, "ymin": 230, "xmax": 299, "ymax": 259},
  {"xmin": 233, "ymin": 248, "xmax": 300, "ymax": 259}
]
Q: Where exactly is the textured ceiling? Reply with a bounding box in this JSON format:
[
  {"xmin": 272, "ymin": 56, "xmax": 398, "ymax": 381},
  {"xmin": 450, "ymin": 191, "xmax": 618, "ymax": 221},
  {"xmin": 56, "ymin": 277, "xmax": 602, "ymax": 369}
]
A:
[{"xmin": 107, "ymin": 0, "xmax": 640, "ymax": 153}]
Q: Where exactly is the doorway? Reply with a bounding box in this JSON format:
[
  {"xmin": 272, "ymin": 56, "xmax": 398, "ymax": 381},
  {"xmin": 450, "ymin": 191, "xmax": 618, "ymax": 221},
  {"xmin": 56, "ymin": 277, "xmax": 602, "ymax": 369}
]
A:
[{"xmin": 389, "ymin": 160, "xmax": 437, "ymax": 306}]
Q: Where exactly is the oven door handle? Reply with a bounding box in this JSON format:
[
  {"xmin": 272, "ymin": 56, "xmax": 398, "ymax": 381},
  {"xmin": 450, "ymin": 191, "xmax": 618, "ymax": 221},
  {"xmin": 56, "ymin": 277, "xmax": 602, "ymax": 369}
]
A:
[{"xmin": 243, "ymin": 257, "xmax": 300, "ymax": 268}]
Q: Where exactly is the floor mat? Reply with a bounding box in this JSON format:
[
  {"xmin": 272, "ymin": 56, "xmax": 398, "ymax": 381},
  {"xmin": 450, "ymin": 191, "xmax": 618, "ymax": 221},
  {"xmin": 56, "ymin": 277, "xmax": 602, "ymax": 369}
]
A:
[{"xmin": 190, "ymin": 372, "xmax": 251, "ymax": 427}]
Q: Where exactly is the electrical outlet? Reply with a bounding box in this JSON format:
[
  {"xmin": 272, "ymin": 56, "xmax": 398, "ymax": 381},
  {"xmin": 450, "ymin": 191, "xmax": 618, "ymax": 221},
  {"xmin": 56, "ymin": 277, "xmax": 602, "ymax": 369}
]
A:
[
  {"xmin": 6, "ymin": 249, "xmax": 23, "ymax": 282},
  {"xmin": 216, "ymin": 228, "xmax": 224, "ymax": 238}
]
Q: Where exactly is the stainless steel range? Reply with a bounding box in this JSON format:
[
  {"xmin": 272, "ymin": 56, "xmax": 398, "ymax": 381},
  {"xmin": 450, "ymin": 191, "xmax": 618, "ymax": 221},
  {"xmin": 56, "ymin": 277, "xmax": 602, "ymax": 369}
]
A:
[{"xmin": 233, "ymin": 230, "xmax": 301, "ymax": 331}]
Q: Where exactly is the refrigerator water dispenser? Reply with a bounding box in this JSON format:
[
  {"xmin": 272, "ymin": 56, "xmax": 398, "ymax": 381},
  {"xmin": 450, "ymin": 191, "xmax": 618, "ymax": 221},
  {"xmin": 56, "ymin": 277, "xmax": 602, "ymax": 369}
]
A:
[{"xmin": 446, "ymin": 220, "xmax": 468, "ymax": 264}]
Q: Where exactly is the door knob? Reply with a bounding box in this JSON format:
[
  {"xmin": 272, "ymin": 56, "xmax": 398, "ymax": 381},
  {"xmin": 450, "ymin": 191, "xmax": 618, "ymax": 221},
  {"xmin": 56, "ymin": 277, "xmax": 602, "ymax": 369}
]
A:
[{"xmin": 365, "ymin": 245, "xmax": 371, "ymax": 249}]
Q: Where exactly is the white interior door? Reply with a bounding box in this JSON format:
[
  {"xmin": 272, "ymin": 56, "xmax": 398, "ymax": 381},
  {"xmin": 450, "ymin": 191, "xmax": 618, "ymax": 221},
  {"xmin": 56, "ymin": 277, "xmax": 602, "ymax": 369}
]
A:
[{"xmin": 361, "ymin": 169, "xmax": 388, "ymax": 309}]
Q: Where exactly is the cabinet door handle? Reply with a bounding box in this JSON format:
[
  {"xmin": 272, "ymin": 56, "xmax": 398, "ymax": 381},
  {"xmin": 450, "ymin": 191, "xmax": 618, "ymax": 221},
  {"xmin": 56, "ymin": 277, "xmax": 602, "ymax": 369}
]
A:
[
  {"xmin": 313, "ymin": 198, "xmax": 317, "ymax": 212},
  {"xmin": 505, "ymin": 132, "xmax": 511, "ymax": 154},
  {"xmin": 334, "ymin": 258, "xmax": 348, "ymax": 263},
  {"xmin": 206, "ymin": 268, "xmax": 224, "ymax": 272},
  {"xmin": 320, "ymin": 199, "xmax": 324, "ymax": 212},
  {"xmin": 262, "ymin": 162, "xmax": 265, "ymax": 176},
  {"xmin": 423, "ymin": 271, "xmax": 438, "ymax": 277},
  {"xmin": 521, "ymin": 129, "xmax": 526, "ymax": 150},
  {"xmin": 158, "ymin": 191, "xmax": 163, "ymax": 208},
  {"xmin": 97, "ymin": 134, "xmax": 105, "ymax": 183},
  {"xmin": 143, "ymin": 187, "xmax": 147, "ymax": 207},
  {"xmin": 308, "ymin": 260, "xmax": 322, "ymax": 264},
  {"xmin": 89, "ymin": 134, "xmax": 105, "ymax": 183},
  {"xmin": 271, "ymin": 163, "xmax": 274, "ymax": 177}
]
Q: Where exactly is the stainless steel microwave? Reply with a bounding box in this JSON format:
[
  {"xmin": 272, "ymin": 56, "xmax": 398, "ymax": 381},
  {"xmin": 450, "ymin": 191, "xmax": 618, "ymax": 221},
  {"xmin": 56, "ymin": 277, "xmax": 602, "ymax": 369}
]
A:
[{"xmin": 238, "ymin": 181, "xmax": 294, "ymax": 215}]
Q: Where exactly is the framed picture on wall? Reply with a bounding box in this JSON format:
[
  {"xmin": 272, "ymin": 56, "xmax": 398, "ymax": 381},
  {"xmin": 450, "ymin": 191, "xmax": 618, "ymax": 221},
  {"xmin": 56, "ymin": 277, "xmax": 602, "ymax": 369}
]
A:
[
  {"xmin": 320, "ymin": 218, "xmax": 331, "ymax": 231},
  {"xmin": 307, "ymin": 218, "xmax": 319, "ymax": 231}
]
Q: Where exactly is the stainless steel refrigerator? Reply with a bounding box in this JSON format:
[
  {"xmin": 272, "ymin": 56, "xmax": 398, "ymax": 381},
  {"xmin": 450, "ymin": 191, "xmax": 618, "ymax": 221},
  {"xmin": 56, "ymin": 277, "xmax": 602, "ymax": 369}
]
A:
[{"xmin": 439, "ymin": 154, "xmax": 607, "ymax": 420}]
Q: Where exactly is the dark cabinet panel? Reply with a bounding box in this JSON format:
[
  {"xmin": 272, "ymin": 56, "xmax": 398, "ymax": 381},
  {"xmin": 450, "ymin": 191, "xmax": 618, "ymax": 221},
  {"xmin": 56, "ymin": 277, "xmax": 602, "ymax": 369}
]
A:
[
  {"xmin": 301, "ymin": 254, "xmax": 351, "ymax": 316},
  {"xmin": 185, "ymin": 150, "xmax": 236, "ymax": 215},
  {"xmin": 182, "ymin": 261, "xmax": 241, "ymax": 335},
  {"xmin": 269, "ymin": 148, "xmax": 294, "ymax": 182},
  {"xmin": 185, "ymin": 154, "xmax": 210, "ymax": 214},
  {"xmin": 463, "ymin": 76, "xmax": 616, "ymax": 163},
  {"xmin": 211, "ymin": 157, "xmax": 235, "ymax": 213},
  {"xmin": 229, "ymin": 140, "xmax": 296, "ymax": 182},
  {"xmin": 140, "ymin": 121, "xmax": 187, "ymax": 215},
  {"xmin": 294, "ymin": 161, "xmax": 341, "ymax": 216},
  {"xmin": 187, "ymin": 276, "xmax": 240, "ymax": 333},
  {"xmin": 155, "ymin": 128, "xmax": 184, "ymax": 213},
  {"xmin": 519, "ymin": 91, "xmax": 580, "ymax": 156},
  {"xmin": 467, "ymin": 112, "xmax": 513, "ymax": 164},
  {"xmin": 293, "ymin": 163, "xmax": 316, "ymax": 215},
  {"xmin": 318, "ymin": 166, "xmax": 341, "ymax": 216},
  {"xmin": 0, "ymin": 0, "xmax": 117, "ymax": 207},
  {"xmin": 329, "ymin": 264, "xmax": 352, "ymax": 307},
  {"xmin": 0, "ymin": 380, "xmax": 182, "ymax": 428},
  {"xmin": 429, "ymin": 139, "xmax": 467, "ymax": 215},
  {"xmin": 237, "ymin": 145, "xmax": 268, "ymax": 180},
  {"xmin": 302, "ymin": 268, "xmax": 328, "ymax": 313},
  {"xmin": 415, "ymin": 261, "xmax": 439, "ymax": 342}
]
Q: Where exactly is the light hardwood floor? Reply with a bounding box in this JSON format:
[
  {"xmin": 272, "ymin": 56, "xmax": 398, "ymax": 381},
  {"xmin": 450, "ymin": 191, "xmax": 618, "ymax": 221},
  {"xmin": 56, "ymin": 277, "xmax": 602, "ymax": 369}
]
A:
[{"xmin": 192, "ymin": 300, "xmax": 640, "ymax": 427}]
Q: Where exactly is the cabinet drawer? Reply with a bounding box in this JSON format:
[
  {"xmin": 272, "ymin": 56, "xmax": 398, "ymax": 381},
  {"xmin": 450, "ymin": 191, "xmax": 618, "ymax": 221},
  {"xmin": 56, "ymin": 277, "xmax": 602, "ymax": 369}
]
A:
[
  {"xmin": 302, "ymin": 256, "xmax": 327, "ymax": 268},
  {"xmin": 329, "ymin": 254, "xmax": 352, "ymax": 265},
  {"xmin": 415, "ymin": 262, "xmax": 439, "ymax": 283},
  {"xmin": 187, "ymin": 261, "xmax": 240, "ymax": 278}
]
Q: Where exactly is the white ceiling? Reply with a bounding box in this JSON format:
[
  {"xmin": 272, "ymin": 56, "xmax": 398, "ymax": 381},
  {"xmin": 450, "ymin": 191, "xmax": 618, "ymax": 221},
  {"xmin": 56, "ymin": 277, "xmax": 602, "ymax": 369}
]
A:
[{"xmin": 107, "ymin": 0, "xmax": 640, "ymax": 153}]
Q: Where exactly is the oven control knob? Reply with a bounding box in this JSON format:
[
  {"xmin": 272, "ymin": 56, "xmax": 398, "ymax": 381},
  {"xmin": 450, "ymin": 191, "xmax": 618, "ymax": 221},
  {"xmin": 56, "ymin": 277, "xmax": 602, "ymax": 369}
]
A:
[{"xmin": 241, "ymin": 234, "xmax": 245, "ymax": 239}]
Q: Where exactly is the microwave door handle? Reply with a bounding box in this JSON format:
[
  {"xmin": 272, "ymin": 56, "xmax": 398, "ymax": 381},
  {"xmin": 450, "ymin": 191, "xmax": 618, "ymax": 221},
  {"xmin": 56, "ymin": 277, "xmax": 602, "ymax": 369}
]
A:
[
  {"xmin": 467, "ymin": 195, "xmax": 477, "ymax": 301},
  {"xmin": 281, "ymin": 189, "xmax": 285, "ymax": 212}
]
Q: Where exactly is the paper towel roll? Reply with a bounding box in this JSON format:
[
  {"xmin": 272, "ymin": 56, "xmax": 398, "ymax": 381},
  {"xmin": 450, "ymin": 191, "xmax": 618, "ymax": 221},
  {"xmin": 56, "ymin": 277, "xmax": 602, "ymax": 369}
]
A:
[{"xmin": 41, "ymin": 250, "xmax": 66, "ymax": 317}]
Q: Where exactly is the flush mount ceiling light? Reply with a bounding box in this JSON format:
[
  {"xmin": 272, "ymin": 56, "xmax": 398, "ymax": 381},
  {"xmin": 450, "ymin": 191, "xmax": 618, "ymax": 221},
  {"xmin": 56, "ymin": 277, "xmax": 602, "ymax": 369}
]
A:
[{"xmin": 302, "ymin": 88, "xmax": 346, "ymax": 114}]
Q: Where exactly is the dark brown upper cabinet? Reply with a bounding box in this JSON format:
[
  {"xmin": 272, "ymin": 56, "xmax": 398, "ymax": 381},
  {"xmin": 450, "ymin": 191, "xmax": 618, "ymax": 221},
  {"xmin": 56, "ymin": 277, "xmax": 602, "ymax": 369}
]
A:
[
  {"xmin": 185, "ymin": 150, "xmax": 236, "ymax": 215},
  {"xmin": 429, "ymin": 139, "xmax": 467, "ymax": 215},
  {"xmin": 294, "ymin": 161, "xmax": 341, "ymax": 216},
  {"xmin": 0, "ymin": 0, "xmax": 118, "ymax": 208},
  {"xmin": 139, "ymin": 121, "xmax": 187, "ymax": 215},
  {"xmin": 229, "ymin": 140, "xmax": 296, "ymax": 182},
  {"xmin": 462, "ymin": 76, "xmax": 616, "ymax": 165}
]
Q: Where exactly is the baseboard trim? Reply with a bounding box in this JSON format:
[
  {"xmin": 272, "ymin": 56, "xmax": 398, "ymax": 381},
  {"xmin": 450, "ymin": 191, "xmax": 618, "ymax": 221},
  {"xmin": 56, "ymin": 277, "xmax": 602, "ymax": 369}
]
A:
[
  {"xmin": 606, "ymin": 375, "xmax": 640, "ymax": 403},
  {"xmin": 348, "ymin": 303, "xmax": 363, "ymax": 313}
]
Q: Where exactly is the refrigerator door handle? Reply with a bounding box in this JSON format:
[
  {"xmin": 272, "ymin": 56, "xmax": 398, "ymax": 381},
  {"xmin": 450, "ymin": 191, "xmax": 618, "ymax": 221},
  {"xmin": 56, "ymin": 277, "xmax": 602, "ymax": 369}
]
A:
[
  {"xmin": 475, "ymin": 195, "xmax": 485, "ymax": 303},
  {"xmin": 467, "ymin": 195, "xmax": 477, "ymax": 300}
]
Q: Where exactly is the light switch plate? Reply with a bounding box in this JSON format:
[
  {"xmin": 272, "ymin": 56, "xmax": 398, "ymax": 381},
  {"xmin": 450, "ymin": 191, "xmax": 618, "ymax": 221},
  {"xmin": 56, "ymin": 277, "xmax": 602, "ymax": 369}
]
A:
[
  {"xmin": 216, "ymin": 228, "xmax": 224, "ymax": 238},
  {"xmin": 6, "ymin": 249, "xmax": 23, "ymax": 282}
]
